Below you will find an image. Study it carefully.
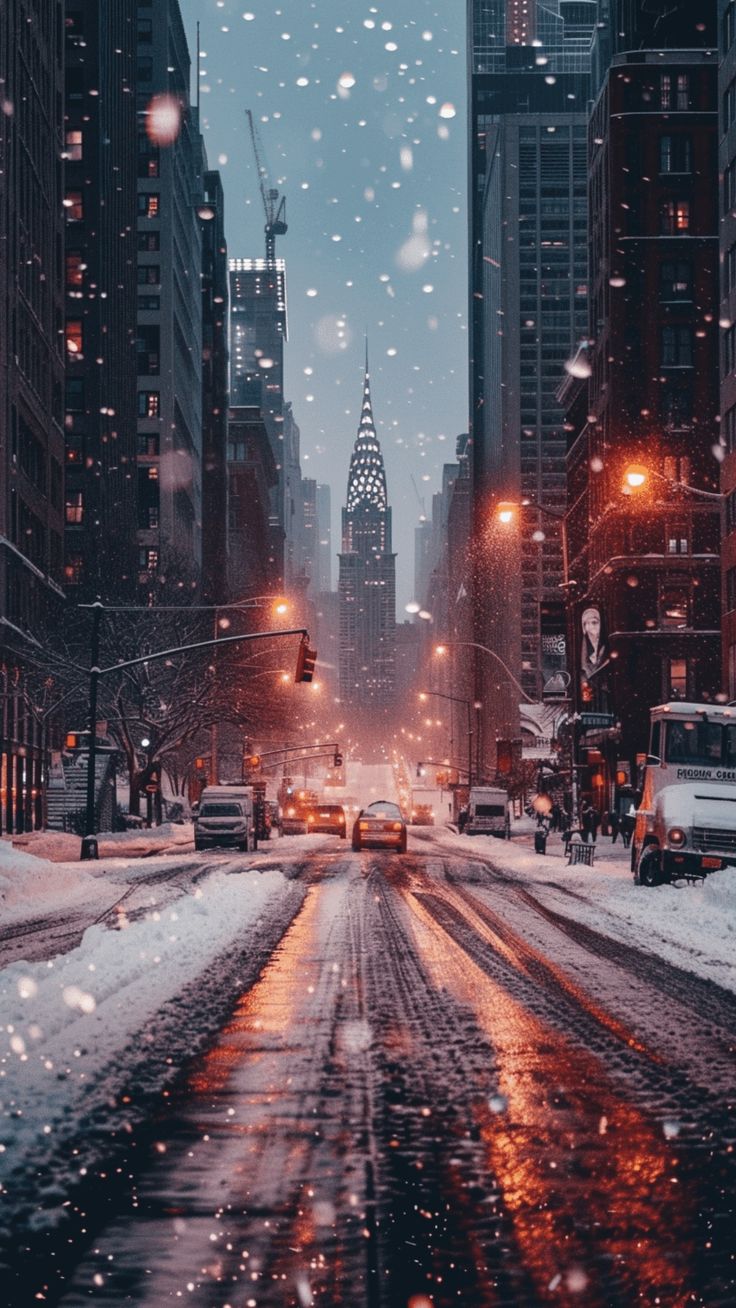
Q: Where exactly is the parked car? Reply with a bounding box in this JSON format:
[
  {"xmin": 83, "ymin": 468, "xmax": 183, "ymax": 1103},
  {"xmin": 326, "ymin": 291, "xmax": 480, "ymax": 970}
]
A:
[
  {"xmin": 352, "ymin": 800, "xmax": 407, "ymax": 852},
  {"xmin": 193, "ymin": 785, "xmax": 256, "ymax": 852},
  {"xmin": 307, "ymin": 804, "xmax": 347, "ymax": 837}
]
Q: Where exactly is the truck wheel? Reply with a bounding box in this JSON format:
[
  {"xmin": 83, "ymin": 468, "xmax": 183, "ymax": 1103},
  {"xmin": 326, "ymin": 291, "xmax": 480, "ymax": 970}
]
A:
[{"xmin": 638, "ymin": 847, "xmax": 662, "ymax": 887}]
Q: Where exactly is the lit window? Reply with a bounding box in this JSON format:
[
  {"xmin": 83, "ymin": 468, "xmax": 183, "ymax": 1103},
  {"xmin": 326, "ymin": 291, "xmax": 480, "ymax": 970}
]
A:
[
  {"xmin": 64, "ymin": 191, "xmax": 84, "ymax": 221},
  {"xmin": 660, "ymin": 199, "xmax": 690, "ymax": 234},
  {"xmin": 65, "ymin": 491, "xmax": 84, "ymax": 525},
  {"xmin": 65, "ymin": 129, "xmax": 83, "ymax": 161},
  {"xmin": 138, "ymin": 391, "xmax": 160, "ymax": 418},
  {"xmin": 66, "ymin": 320, "xmax": 83, "ymax": 356},
  {"xmin": 66, "ymin": 252, "xmax": 84, "ymax": 287}
]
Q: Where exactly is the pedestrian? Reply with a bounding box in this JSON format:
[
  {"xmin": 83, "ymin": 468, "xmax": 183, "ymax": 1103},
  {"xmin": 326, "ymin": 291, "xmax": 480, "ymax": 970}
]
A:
[
  {"xmin": 621, "ymin": 808, "xmax": 635, "ymax": 849},
  {"xmin": 590, "ymin": 807, "xmax": 600, "ymax": 843},
  {"xmin": 609, "ymin": 810, "xmax": 620, "ymax": 844},
  {"xmin": 580, "ymin": 801, "xmax": 593, "ymax": 843}
]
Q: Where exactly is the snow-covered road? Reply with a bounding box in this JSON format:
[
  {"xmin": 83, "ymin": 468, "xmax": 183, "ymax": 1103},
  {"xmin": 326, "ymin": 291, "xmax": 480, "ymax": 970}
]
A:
[{"xmin": 1, "ymin": 828, "xmax": 735, "ymax": 1305}]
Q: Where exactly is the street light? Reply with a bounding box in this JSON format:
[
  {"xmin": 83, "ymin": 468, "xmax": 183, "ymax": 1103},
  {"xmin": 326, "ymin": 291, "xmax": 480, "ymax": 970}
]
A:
[
  {"xmin": 496, "ymin": 499, "xmax": 570, "ymax": 588},
  {"xmin": 622, "ymin": 462, "xmax": 723, "ymax": 502},
  {"xmin": 434, "ymin": 641, "xmax": 535, "ymax": 705},
  {"xmin": 417, "ymin": 688, "xmax": 476, "ymax": 786}
]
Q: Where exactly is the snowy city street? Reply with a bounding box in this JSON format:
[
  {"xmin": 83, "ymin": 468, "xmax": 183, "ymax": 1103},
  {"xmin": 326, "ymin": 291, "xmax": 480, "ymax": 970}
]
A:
[
  {"xmin": 2, "ymin": 801, "xmax": 735, "ymax": 1306},
  {"xmin": 4, "ymin": 1, "xmax": 736, "ymax": 1304}
]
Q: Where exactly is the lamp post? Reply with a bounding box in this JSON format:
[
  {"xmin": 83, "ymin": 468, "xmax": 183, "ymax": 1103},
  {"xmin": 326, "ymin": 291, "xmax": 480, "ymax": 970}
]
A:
[
  {"xmin": 77, "ymin": 610, "xmax": 309, "ymax": 859},
  {"xmin": 495, "ymin": 500, "xmax": 579, "ymax": 815},
  {"xmin": 622, "ymin": 463, "xmax": 724, "ymax": 503},
  {"xmin": 418, "ymin": 688, "xmax": 476, "ymax": 787},
  {"xmin": 497, "ymin": 498, "xmax": 570, "ymax": 588}
]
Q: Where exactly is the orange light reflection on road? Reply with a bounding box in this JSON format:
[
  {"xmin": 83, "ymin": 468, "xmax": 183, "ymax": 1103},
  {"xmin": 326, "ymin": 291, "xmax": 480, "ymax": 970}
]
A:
[
  {"xmin": 188, "ymin": 888, "xmax": 322, "ymax": 1101},
  {"xmin": 404, "ymin": 889, "xmax": 697, "ymax": 1307}
]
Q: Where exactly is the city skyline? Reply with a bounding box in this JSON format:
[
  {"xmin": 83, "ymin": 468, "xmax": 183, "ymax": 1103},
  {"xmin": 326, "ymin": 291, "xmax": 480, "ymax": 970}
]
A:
[{"xmin": 178, "ymin": 0, "xmax": 468, "ymax": 606}]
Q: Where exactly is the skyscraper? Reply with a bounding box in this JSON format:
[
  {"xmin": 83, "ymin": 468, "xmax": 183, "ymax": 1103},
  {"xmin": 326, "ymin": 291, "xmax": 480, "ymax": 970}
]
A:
[
  {"xmin": 228, "ymin": 257, "xmax": 287, "ymax": 585},
  {"xmin": 199, "ymin": 168, "xmax": 229, "ymax": 604},
  {"xmin": 135, "ymin": 0, "xmax": 204, "ymax": 594},
  {"xmin": 565, "ymin": 2, "xmax": 720, "ymax": 804},
  {"xmin": 63, "ymin": 0, "xmax": 139, "ymax": 602},
  {"xmin": 316, "ymin": 483, "xmax": 332, "ymax": 594},
  {"xmin": 468, "ymin": 0, "xmax": 596, "ymax": 768},
  {"xmin": 0, "ymin": 0, "xmax": 66, "ymax": 832},
  {"xmin": 338, "ymin": 357, "xmax": 396, "ymax": 711}
]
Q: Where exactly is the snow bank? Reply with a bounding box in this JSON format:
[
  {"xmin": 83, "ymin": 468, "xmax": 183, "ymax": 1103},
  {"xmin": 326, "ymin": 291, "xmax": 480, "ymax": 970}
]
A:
[
  {"xmin": 428, "ymin": 826, "xmax": 736, "ymax": 993},
  {"xmin": 0, "ymin": 865, "xmax": 302, "ymax": 1232},
  {"xmin": 0, "ymin": 839, "xmax": 101, "ymax": 919},
  {"xmin": 12, "ymin": 821, "xmax": 194, "ymax": 864}
]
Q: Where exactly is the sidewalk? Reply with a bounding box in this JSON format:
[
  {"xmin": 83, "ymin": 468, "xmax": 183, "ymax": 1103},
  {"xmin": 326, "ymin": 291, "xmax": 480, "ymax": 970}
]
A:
[{"xmin": 508, "ymin": 819, "xmax": 633, "ymax": 873}]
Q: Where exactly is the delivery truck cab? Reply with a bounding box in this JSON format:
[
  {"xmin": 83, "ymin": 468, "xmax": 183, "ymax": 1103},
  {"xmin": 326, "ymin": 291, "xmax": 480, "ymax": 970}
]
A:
[
  {"xmin": 632, "ymin": 702, "xmax": 736, "ymax": 885},
  {"xmin": 194, "ymin": 785, "xmax": 257, "ymax": 852}
]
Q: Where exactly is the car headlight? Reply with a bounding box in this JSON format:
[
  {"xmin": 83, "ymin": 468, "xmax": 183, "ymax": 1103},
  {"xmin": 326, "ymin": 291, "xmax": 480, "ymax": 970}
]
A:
[{"xmin": 668, "ymin": 827, "xmax": 686, "ymax": 847}]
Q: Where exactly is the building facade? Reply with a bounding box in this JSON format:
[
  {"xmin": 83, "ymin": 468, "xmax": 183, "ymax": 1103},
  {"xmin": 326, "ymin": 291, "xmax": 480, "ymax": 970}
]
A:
[
  {"xmin": 468, "ymin": 0, "xmax": 596, "ymax": 770},
  {"xmin": 199, "ymin": 168, "xmax": 228, "ymax": 603},
  {"xmin": 226, "ymin": 406, "xmax": 278, "ymax": 598},
  {"xmin": 136, "ymin": 0, "xmax": 204, "ymax": 596},
  {"xmin": 720, "ymin": 0, "xmax": 736, "ymax": 691},
  {"xmin": 565, "ymin": 3, "xmax": 721, "ymax": 806},
  {"xmin": 63, "ymin": 0, "xmax": 139, "ymax": 602},
  {"xmin": 316, "ymin": 483, "xmax": 332, "ymax": 594},
  {"xmin": 338, "ymin": 359, "xmax": 396, "ymax": 715},
  {"xmin": 0, "ymin": 0, "xmax": 66, "ymax": 832},
  {"xmin": 229, "ymin": 257, "xmax": 287, "ymax": 585}
]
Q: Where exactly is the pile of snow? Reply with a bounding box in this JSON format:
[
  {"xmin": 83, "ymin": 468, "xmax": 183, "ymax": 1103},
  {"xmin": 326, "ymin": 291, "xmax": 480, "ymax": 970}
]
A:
[
  {"xmin": 0, "ymin": 840, "xmax": 100, "ymax": 920},
  {"xmin": 12, "ymin": 821, "xmax": 194, "ymax": 864},
  {"xmin": 430, "ymin": 826, "xmax": 736, "ymax": 994},
  {"xmin": 0, "ymin": 865, "xmax": 303, "ymax": 1237}
]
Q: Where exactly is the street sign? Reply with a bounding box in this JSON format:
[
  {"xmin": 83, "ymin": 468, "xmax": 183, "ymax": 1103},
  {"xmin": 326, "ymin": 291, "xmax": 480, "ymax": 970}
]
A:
[{"xmin": 579, "ymin": 712, "xmax": 616, "ymax": 730}]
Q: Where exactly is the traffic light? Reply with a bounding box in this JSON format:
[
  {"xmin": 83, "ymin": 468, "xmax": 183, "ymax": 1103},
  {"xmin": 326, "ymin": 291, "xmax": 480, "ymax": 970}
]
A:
[
  {"xmin": 65, "ymin": 732, "xmax": 83, "ymax": 750},
  {"xmin": 246, "ymin": 754, "xmax": 261, "ymax": 769},
  {"xmin": 333, "ymin": 751, "xmax": 343, "ymax": 768},
  {"xmin": 295, "ymin": 638, "xmax": 317, "ymax": 683}
]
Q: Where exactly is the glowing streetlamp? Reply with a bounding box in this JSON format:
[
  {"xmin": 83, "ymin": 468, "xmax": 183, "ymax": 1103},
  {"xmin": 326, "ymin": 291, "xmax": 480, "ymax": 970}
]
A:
[{"xmin": 623, "ymin": 464, "xmax": 648, "ymax": 491}]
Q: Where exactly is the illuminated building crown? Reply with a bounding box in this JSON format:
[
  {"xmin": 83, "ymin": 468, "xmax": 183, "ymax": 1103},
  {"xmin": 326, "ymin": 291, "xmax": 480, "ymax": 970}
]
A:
[{"xmin": 346, "ymin": 350, "xmax": 388, "ymax": 513}]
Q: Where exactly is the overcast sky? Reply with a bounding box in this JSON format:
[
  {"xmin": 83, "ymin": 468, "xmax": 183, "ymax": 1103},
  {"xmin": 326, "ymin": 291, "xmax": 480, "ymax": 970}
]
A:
[{"xmin": 178, "ymin": 0, "xmax": 468, "ymax": 607}]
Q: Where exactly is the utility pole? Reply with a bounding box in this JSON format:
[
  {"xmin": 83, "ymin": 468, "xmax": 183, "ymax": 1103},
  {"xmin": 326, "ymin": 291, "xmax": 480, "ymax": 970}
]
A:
[{"xmin": 81, "ymin": 603, "xmax": 102, "ymax": 859}]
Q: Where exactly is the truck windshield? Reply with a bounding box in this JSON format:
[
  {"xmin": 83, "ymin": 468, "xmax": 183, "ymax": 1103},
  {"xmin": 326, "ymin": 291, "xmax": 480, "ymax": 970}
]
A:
[
  {"xmin": 475, "ymin": 805, "xmax": 505, "ymax": 817},
  {"xmin": 664, "ymin": 721, "xmax": 736, "ymax": 767},
  {"xmin": 199, "ymin": 803, "xmax": 242, "ymax": 817}
]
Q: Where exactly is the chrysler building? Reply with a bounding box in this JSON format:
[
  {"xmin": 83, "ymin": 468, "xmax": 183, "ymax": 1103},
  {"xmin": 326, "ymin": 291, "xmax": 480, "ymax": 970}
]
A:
[{"xmin": 338, "ymin": 353, "xmax": 396, "ymax": 711}]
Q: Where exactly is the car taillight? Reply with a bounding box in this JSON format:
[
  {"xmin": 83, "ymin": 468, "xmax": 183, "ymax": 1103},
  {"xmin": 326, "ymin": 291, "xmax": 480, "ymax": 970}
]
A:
[
  {"xmin": 359, "ymin": 821, "xmax": 369, "ymax": 831},
  {"xmin": 392, "ymin": 822, "xmax": 403, "ymax": 831}
]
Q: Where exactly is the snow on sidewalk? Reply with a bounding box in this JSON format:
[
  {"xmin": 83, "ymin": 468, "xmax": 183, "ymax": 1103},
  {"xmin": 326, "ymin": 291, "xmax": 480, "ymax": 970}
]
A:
[
  {"xmin": 10, "ymin": 820, "xmax": 195, "ymax": 865},
  {"xmin": 428, "ymin": 824, "xmax": 736, "ymax": 995},
  {"xmin": 0, "ymin": 857, "xmax": 305, "ymax": 1231}
]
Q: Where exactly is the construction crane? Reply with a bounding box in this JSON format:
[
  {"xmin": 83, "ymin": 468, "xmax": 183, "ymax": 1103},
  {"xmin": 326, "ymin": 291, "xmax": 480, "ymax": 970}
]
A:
[
  {"xmin": 413, "ymin": 476, "xmax": 428, "ymax": 520},
  {"xmin": 246, "ymin": 109, "xmax": 287, "ymax": 263}
]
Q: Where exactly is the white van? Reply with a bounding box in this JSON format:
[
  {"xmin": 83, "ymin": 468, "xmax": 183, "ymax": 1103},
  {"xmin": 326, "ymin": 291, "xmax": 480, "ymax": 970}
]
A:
[
  {"xmin": 632, "ymin": 702, "xmax": 736, "ymax": 885},
  {"xmin": 194, "ymin": 785, "xmax": 257, "ymax": 853},
  {"xmin": 464, "ymin": 785, "xmax": 510, "ymax": 837}
]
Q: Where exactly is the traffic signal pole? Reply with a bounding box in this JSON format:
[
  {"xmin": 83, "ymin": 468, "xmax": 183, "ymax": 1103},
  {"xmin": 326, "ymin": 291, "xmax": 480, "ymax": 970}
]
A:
[{"xmin": 79, "ymin": 619, "xmax": 311, "ymax": 860}]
